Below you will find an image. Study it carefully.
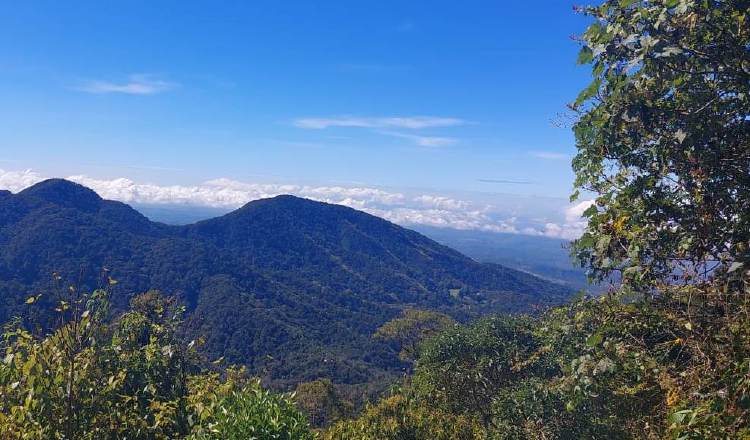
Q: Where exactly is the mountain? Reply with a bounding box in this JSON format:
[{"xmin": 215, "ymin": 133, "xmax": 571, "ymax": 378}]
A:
[
  {"xmin": 0, "ymin": 179, "xmax": 573, "ymax": 388},
  {"xmin": 412, "ymin": 226, "xmax": 592, "ymax": 291},
  {"xmin": 133, "ymin": 203, "xmax": 600, "ymax": 291}
]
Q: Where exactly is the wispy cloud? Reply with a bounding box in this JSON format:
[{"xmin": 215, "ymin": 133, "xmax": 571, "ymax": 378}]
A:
[
  {"xmin": 293, "ymin": 116, "xmax": 465, "ymax": 130},
  {"xmin": 530, "ymin": 151, "xmax": 570, "ymax": 161},
  {"xmin": 294, "ymin": 115, "xmax": 465, "ymax": 147},
  {"xmin": 77, "ymin": 74, "xmax": 176, "ymax": 95},
  {"xmin": 379, "ymin": 130, "xmax": 457, "ymax": 147},
  {"xmin": 478, "ymin": 178, "xmax": 533, "ymax": 185}
]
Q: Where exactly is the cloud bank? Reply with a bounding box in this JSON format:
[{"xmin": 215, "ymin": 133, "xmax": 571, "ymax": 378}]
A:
[{"xmin": 0, "ymin": 168, "xmax": 590, "ymax": 239}]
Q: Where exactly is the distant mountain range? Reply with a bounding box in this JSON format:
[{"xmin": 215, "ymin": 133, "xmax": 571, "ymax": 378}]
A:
[
  {"xmin": 0, "ymin": 179, "xmax": 573, "ymax": 388},
  {"xmin": 411, "ymin": 226, "xmax": 597, "ymax": 292}
]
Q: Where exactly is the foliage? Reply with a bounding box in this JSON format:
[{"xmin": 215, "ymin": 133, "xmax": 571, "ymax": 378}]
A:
[
  {"xmin": 322, "ymin": 390, "xmax": 483, "ymax": 440},
  {"xmin": 413, "ymin": 315, "xmax": 542, "ymax": 429},
  {"xmin": 0, "ymin": 289, "xmax": 315, "ymax": 440},
  {"xmin": 570, "ymin": 0, "xmax": 750, "ymax": 289},
  {"xmin": 568, "ymin": 0, "xmax": 750, "ymax": 437},
  {"xmin": 329, "ymin": 289, "xmax": 748, "ymax": 439},
  {"xmin": 374, "ymin": 309, "xmax": 456, "ymax": 362},
  {"xmin": 293, "ymin": 378, "xmax": 351, "ymax": 428},
  {"xmin": 187, "ymin": 369, "xmax": 315, "ymax": 440}
]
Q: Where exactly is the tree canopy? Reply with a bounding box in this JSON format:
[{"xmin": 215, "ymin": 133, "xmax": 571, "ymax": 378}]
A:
[
  {"xmin": 0, "ymin": 289, "xmax": 314, "ymax": 439},
  {"xmin": 571, "ymin": 0, "xmax": 750, "ymax": 290}
]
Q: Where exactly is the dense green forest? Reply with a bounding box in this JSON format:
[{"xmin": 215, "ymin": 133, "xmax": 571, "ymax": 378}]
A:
[
  {"xmin": 1, "ymin": 0, "xmax": 749, "ymax": 438},
  {"xmin": 0, "ymin": 179, "xmax": 571, "ymax": 394}
]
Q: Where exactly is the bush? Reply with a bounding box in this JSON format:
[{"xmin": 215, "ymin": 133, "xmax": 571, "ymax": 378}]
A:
[
  {"xmin": 322, "ymin": 391, "xmax": 482, "ymax": 440},
  {"xmin": 0, "ymin": 289, "xmax": 315, "ymax": 440}
]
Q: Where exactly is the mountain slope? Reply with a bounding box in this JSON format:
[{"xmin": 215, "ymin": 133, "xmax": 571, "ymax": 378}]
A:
[
  {"xmin": 413, "ymin": 226, "xmax": 591, "ymax": 290},
  {"xmin": 0, "ymin": 179, "xmax": 573, "ymax": 387}
]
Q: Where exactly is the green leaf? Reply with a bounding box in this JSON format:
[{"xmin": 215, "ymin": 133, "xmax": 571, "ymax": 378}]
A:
[
  {"xmin": 575, "ymin": 79, "xmax": 601, "ymax": 107},
  {"xmin": 586, "ymin": 332, "xmax": 603, "ymax": 347},
  {"xmin": 670, "ymin": 409, "xmax": 692, "ymax": 424},
  {"xmin": 577, "ymin": 46, "xmax": 594, "ymax": 65}
]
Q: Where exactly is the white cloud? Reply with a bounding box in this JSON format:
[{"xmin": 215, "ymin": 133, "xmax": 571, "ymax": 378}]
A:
[
  {"xmin": 0, "ymin": 168, "xmax": 590, "ymax": 239},
  {"xmin": 293, "ymin": 116, "xmax": 464, "ymax": 130},
  {"xmin": 298, "ymin": 185, "xmax": 406, "ymax": 205},
  {"xmin": 77, "ymin": 74, "xmax": 176, "ymax": 95},
  {"xmin": 565, "ymin": 199, "xmax": 595, "ymax": 223},
  {"xmin": 378, "ymin": 131, "xmax": 457, "ymax": 147},
  {"xmin": 413, "ymin": 195, "xmax": 470, "ymax": 210},
  {"xmin": 0, "ymin": 169, "xmax": 44, "ymax": 193},
  {"xmin": 361, "ymin": 205, "xmax": 518, "ymax": 234},
  {"xmin": 294, "ymin": 116, "xmax": 464, "ymax": 147},
  {"xmin": 531, "ymin": 151, "xmax": 570, "ymax": 160},
  {"xmin": 535, "ymin": 199, "xmax": 594, "ymax": 240}
]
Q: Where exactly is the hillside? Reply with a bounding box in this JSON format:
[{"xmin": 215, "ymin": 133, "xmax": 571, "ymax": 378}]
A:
[
  {"xmin": 0, "ymin": 179, "xmax": 572, "ymax": 388},
  {"xmin": 413, "ymin": 226, "xmax": 596, "ymax": 291}
]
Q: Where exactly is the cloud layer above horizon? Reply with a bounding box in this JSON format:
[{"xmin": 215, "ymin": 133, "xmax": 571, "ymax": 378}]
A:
[{"xmin": 0, "ymin": 168, "xmax": 590, "ymax": 240}]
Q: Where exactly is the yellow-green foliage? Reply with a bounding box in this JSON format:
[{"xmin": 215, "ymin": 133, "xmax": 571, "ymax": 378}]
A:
[
  {"xmin": 0, "ymin": 290, "xmax": 314, "ymax": 440},
  {"xmin": 322, "ymin": 392, "xmax": 483, "ymax": 440},
  {"xmin": 187, "ymin": 369, "xmax": 315, "ymax": 440},
  {"xmin": 293, "ymin": 378, "xmax": 351, "ymax": 428},
  {"xmin": 373, "ymin": 309, "xmax": 456, "ymax": 362}
]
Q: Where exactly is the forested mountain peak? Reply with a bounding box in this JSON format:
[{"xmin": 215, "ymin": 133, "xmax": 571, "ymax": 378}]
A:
[{"xmin": 18, "ymin": 178, "xmax": 103, "ymax": 212}]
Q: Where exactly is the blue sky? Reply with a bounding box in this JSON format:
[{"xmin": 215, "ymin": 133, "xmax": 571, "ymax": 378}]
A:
[{"xmin": 0, "ymin": 1, "xmax": 594, "ymax": 238}]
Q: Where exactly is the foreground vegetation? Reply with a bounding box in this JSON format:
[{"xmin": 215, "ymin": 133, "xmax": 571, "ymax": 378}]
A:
[
  {"xmin": 3, "ymin": 281, "xmax": 745, "ymax": 438},
  {"xmin": 328, "ymin": 288, "xmax": 748, "ymax": 439},
  {"xmin": 0, "ymin": 290, "xmax": 314, "ymax": 439}
]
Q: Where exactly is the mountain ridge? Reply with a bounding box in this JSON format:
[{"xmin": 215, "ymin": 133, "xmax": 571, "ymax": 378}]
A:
[{"xmin": 0, "ymin": 179, "xmax": 573, "ymax": 387}]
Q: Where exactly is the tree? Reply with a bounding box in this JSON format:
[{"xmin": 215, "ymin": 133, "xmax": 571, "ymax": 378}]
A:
[
  {"xmin": 293, "ymin": 378, "xmax": 351, "ymax": 428},
  {"xmin": 187, "ymin": 369, "xmax": 315, "ymax": 440},
  {"xmin": 373, "ymin": 309, "xmax": 456, "ymax": 362},
  {"xmin": 0, "ymin": 289, "xmax": 196, "ymax": 439},
  {"xmin": 322, "ymin": 392, "xmax": 482, "ymax": 440},
  {"xmin": 571, "ymin": 0, "xmax": 750, "ymax": 289},
  {"xmin": 412, "ymin": 316, "xmax": 541, "ymax": 430},
  {"xmin": 570, "ymin": 2, "xmax": 750, "ymax": 437}
]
